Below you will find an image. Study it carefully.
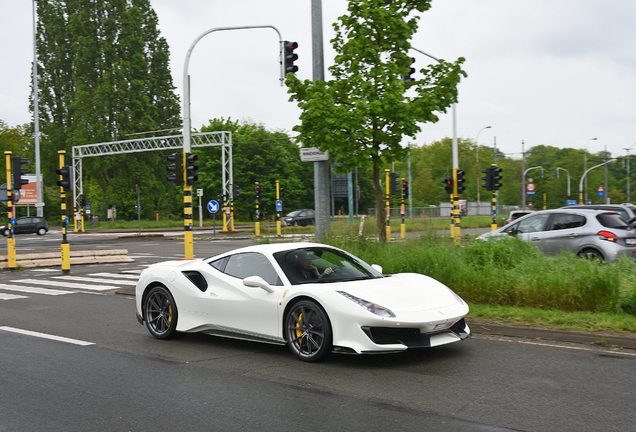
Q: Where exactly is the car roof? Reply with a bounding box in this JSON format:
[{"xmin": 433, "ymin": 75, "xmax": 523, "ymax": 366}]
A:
[{"xmin": 211, "ymin": 242, "xmax": 335, "ymax": 258}]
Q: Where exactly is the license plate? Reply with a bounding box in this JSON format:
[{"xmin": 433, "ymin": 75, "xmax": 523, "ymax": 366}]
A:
[{"xmin": 626, "ymin": 239, "xmax": 636, "ymax": 245}]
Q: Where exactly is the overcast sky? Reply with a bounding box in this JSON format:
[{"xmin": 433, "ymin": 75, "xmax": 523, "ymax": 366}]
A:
[{"xmin": 2, "ymin": 0, "xmax": 636, "ymax": 161}]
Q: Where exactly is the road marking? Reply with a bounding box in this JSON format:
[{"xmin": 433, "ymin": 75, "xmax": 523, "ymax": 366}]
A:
[
  {"xmin": 0, "ymin": 326, "xmax": 94, "ymax": 346},
  {"xmin": 12, "ymin": 278, "xmax": 119, "ymax": 291},
  {"xmin": 0, "ymin": 283, "xmax": 72, "ymax": 295},
  {"xmin": 88, "ymin": 272, "xmax": 140, "ymax": 280},
  {"xmin": 29, "ymin": 268, "xmax": 60, "ymax": 272},
  {"xmin": 0, "ymin": 293, "xmax": 28, "ymax": 300},
  {"xmin": 51, "ymin": 276, "xmax": 136, "ymax": 286}
]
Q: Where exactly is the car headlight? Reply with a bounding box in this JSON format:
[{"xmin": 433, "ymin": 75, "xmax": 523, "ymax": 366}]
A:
[{"xmin": 337, "ymin": 291, "xmax": 395, "ymax": 318}]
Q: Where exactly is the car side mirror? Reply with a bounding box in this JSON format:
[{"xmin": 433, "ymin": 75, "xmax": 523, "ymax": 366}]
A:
[
  {"xmin": 243, "ymin": 276, "xmax": 274, "ymax": 293},
  {"xmin": 371, "ymin": 264, "xmax": 383, "ymax": 274}
]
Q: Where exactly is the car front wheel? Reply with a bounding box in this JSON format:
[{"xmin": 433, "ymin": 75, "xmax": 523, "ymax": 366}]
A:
[
  {"xmin": 285, "ymin": 300, "xmax": 332, "ymax": 362},
  {"xmin": 1, "ymin": 230, "xmax": 7, "ymax": 237},
  {"xmin": 144, "ymin": 285, "xmax": 178, "ymax": 339}
]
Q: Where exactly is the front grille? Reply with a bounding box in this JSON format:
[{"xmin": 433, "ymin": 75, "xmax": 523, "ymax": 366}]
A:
[{"xmin": 362, "ymin": 318, "xmax": 469, "ymax": 347}]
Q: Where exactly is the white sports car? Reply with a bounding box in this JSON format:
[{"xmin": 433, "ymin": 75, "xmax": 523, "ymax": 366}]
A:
[{"xmin": 135, "ymin": 242, "xmax": 471, "ymax": 362}]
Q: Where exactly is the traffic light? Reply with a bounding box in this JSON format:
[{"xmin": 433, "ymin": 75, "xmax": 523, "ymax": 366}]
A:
[
  {"xmin": 456, "ymin": 169, "xmax": 466, "ymax": 195},
  {"xmin": 232, "ymin": 184, "xmax": 240, "ymax": 199},
  {"xmin": 166, "ymin": 153, "xmax": 182, "ymax": 186},
  {"xmin": 79, "ymin": 195, "xmax": 87, "ymax": 207},
  {"xmin": 56, "ymin": 165, "xmax": 73, "ymax": 191},
  {"xmin": 481, "ymin": 167, "xmax": 493, "ymax": 191},
  {"xmin": 283, "ymin": 41, "xmax": 298, "ymax": 74},
  {"xmin": 185, "ymin": 153, "xmax": 198, "ymax": 186},
  {"xmin": 492, "ymin": 166, "xmax": 503, "ymax": 190},
  {"xmin": 389, "ymin": 172, "xmax": 400, "ymax": 195},
  {"xmin": 402, "ymin": 181, "xmax": 409, "ymax": 198},
  {"xmin": 279, "ymin": 187, "xmax": 285, "ymax": 199},
  {"xmin": 441, "ymin": 177, "xmax": 453, "ymax": 196},
  {"xmin": 403, "ymin": 57, "xmax": 415, "ymax": 82},
  {"xmin": 12, "ymin": 156, "xmax": 29, "ymax": 190},
  {"xmin": 255, "ymin": 184, "xmax": 262, "ymax": 200}
]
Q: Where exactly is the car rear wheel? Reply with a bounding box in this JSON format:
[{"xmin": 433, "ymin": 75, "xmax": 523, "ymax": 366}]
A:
[
  {"xmin": 285, "ymin": 300, "xmax": 332, "ymax": 362},
  {"xmin": 37, "ymin": 228, "xmax": 47, "ymax": 236},
  {"xmin": 144, "ymin": 285, "xmax": 178, "ymax": 339},
  {"xmin": 578, "ymin": 248, "xmax": 604, "ymax": 264}
]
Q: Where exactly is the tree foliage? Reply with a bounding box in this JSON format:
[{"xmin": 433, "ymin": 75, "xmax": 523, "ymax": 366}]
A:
[
  {"xmin": 34, "ymin": 0, "xmax": 181, "ymax": 220},
  {"xmin": 286, "ymin": 0, "xmax": 466, "ymax": 242}
]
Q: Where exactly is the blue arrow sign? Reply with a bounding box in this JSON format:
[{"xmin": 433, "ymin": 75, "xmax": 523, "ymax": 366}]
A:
[{"xmin": 207, "ymin": 200, "xmax": 219, "ymax": 214}]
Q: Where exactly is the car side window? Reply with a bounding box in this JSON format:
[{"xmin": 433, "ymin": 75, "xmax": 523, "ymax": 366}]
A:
[
  {"xmin": 223, "ymin": 252, "xmax": 282, "ymax": 286},
  {"xmin": 16, "ymin": 218, "xmax": 31, "ymax": 225},
  {"xmin": 550, "ymin": 214, "xmax": 586, "ymax": 231},
  {"xmin": 515, "ymin": 214, "xmax": 550, "ymax": 234}
]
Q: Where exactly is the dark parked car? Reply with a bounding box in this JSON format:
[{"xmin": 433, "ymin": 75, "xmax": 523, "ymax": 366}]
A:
[
  {"xmin": 0, "ymin": 216, "xmax": 48, "ymax": 236},
  {"xmin": 281, "ymin": 209, "xmax": 315, "ymax": 227}
]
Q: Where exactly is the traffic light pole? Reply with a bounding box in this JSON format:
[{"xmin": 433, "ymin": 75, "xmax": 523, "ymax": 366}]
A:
[
  {"xmin": 183, "ymin": 152, "xmax": 194, "ymax": 259},
  {"xmin": 385, "ymin": 169, "xmax": 391, "ymax": 242},
  {"xmin": 451, "ymin": 167, "xmax": 460, "ymax": 246},
  {"xmin": 400, "ymin": 178, "xmax": 406, "ymax": 239},
  {"xmin": 4, "ymin": 152, "xmax": 16, "ymax": 271},
  {"xmin": 255, "ymin": 182, "xmax": 260, "ymax": 237},
  {"xmin": 276, "ymin": 180, "xmax": 281, "ymax": 236},
  {"xmin": 58, "ymin": 150, "xmax": 71, "ymax": 275}
]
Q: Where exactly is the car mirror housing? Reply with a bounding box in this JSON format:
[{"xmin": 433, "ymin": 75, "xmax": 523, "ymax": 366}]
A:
[{"xmin": 243, "ymin": 276, "xmax": 274, "ymax": 293}]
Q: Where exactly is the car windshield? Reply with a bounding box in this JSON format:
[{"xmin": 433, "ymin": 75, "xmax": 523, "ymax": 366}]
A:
[
  {"xmin": 273, "ymin": 247, "xmax": 384, "ymax": 285},
  {"xmin": 286, "ymin": 210, "xmax": 302, "ymax": 217}
]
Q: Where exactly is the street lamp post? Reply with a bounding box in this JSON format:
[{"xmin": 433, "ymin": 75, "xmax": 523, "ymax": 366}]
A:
[
  {"xmin": 475, "ymin": 126, "xmax": 491, "ymax": 213},
  {"xmin": 624, "ymin": 143, "xmax": 636, "ymax": 203},
  {"xmin": 583, "ymin": 137, "xmax": 598, "ymax": 204}
]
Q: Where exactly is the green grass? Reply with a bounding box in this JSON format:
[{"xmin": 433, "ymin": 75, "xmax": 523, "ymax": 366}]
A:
[{"xmin": 320, "ymin": 221, "xmax": 636, "ymax": 334}]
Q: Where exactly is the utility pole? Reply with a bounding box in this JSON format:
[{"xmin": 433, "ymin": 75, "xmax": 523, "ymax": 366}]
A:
[{"xmin": 312, "ymin": 0, "xmax": 330, "ymax": 242}]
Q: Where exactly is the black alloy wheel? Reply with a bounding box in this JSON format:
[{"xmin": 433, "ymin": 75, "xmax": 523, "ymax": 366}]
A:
[
  {"xmin": 285, "ymin": 300, "xmax": 332, "ymax": 362},
  {"xmin": 144, "ymin": 286, "xmax": 178, "ymax": 339}
]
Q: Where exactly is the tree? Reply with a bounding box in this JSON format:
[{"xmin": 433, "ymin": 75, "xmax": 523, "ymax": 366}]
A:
[
  {"xmin": 286, "ymin": 0, "xmax": 465, "ymax": 242},
  {"xmin": 34, "ymin": 0, "xmax": 181, "ymax": 221}
]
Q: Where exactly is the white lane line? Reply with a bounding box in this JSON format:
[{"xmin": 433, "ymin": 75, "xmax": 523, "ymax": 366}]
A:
[
  {"xmin": 0, "ymin": 283, "xmax": 72, "ymax": 295},
  {"xmin": 88, "ymin": 273, "xmax": 140, "ymax": 280},
  {"xmin": 0, "ymin": 326, "xmax": 94, "ymax": 346},
  {"xmin": 28, "ymin": 268, "xmax": 60, "ymax": 272},
  {"xmin": 51, "ymin": 276, "xmax": 136, "ymax": 286},
  {"xmin": 11, "ymin": 279, "xmax": 119, "ymax": 291},
  {"xmin": 0, "ymin": 293, "xmax": 28, "ymax": 300}
]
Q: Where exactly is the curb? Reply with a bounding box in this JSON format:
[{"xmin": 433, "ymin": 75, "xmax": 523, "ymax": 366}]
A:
[
  {"xmin": 469, "ymin": 319, "xmax": 636, "ymax": 350},
  {"xmin": 0, "ymin": 249, "xmax": 134, "ymax": 269}
]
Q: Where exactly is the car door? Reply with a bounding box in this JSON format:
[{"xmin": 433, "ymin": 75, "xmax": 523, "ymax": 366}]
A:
[
  {"xmin": 507, "ymin": 213, "xmax": 552, "ymax": 252},
  {"xmin": 13, "ymin": 218, "xmax": 32, "ymax": 234},
  {"xmin": 539, "ymin": 213, "xmax": 587, "ymax": 256},
  {"xmin": 202, "ymin": 252, "xmax": 283, "ymax": 338},
  {"xmin": 299, "ymin": 211, "xmax": 311, "ymax": 226}
]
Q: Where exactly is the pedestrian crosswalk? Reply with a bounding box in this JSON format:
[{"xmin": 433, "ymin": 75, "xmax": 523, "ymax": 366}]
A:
[{"xmin": 0, "ymin": 270, "xmax": 142, "ymax": 301}]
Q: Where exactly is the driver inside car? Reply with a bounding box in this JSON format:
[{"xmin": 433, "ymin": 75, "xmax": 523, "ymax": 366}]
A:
[{"xmin": 297, "ymin": 252, "xmax": 333, "ymax": 281}]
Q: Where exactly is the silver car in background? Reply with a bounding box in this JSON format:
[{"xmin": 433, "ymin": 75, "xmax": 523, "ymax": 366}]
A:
[{"xmin": 478, "ymin": 209, "xmax": 636, "ymax": 263}]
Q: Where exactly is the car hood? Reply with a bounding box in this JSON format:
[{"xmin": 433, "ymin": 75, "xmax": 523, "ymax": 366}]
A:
[{"xmin": 326, "ymin": 273, "xmax": 462, "ymax": 313}]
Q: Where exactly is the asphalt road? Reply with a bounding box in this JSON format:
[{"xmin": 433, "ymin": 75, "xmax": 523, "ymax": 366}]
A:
[
  {"xmin": 1, "ymin": 288, "xmax": 635, "ymax": 432},
  {"xmin": 0, "ymin": 232, "xmax": 635, "ymax": 431}
]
